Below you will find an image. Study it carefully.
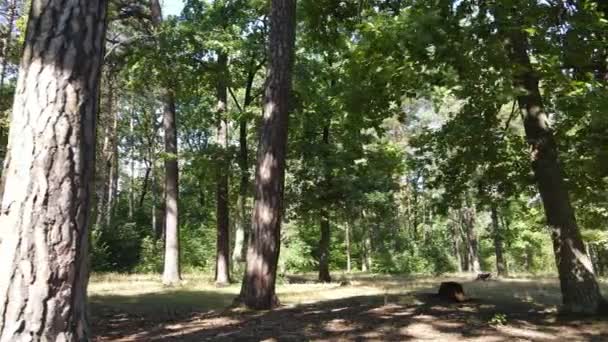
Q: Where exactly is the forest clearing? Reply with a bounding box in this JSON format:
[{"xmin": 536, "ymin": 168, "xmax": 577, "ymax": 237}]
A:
[
  {"xmin": 1, "ymin": 0, "xmax": 608, "ymax": 340},
  {"xmin": 90, "ymin": 273, "xmax": 608, "ymax": 341}
]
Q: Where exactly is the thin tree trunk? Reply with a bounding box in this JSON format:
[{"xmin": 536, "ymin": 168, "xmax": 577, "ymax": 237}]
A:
[
  {"xmin": 233, "ymin": 118, "xmax": 248, "ymax": 263},
  {"xmin": 346, "ymin": 221, "xmax": 352, "ymax": 273},
  {"xmin": 215, "ymin": 52, "xmax": 231, "ymax": 286},
  {"xmin": 239, "ymin": 0, "xmax": 296, "ymax": 310},
  {"xmin": 318, "ymin": 209, "xmax": 331, "ymax": 282},
  {"xmin": 107, "ymin": 108, "xmax": 119, "ymax": 226},
  {"xmin": 450, "ymin": 220, "xmax": 463, "ymax": 273},
  {"xmin": 506, "ymin": 27, "xmax": 603, "ymax": 314},
  {"xmin": 0, "ymin": 1, "xmax": 108, "ymax": 339},
  {"xmin": 233, "ymin": 61, "xmax": 257, "ymax": 264},
  {"xmin": 492, "ymin": 205, "xmax": 507, "ymax": 277},
  {"xmin": 318, "ymin": 124, "xmax": 332, "ymax": 282},
  {"xmin": 462, "ymin": 206, "xmax": 480, "ymax": 273},
  {"xmin": 94, "ymin": 77, "xmax": 115, "ymax": 229},
  {"xmin": 129, "ymin": 114, "xmax": 135, "ymax": 220}
]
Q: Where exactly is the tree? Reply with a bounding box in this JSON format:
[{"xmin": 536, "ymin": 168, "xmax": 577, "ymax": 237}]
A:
[
  {"xmin": 150, "ymin": 0, "xmax": 181, "ymax": 285},
  {"xmin": 239, "ymin": 0, "xmax": 297, "ymax": 310},
  {"xmin": 0, "ymin": 0, "xmax": 108, "ymax": 340},
  {"xmin": 504, "ymin": 24, "xmax": 604, "ymax": 314},
  {"xmin": 215, "ymin": 52, "xmax": 231, "ymax": 285}
]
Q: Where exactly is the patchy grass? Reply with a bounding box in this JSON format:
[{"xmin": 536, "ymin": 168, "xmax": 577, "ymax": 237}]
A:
[{"xmin": 90, "ymin": 273, "xmax": 608, "ymax": 341}]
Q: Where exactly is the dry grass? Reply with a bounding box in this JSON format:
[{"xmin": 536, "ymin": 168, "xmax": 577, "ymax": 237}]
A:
[{"xmin": 89, "ymin": 273, "xmax": 608, "ymax": 341}]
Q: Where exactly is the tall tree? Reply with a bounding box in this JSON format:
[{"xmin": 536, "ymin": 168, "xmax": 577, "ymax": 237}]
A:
[
  {"xmin": 504, "ymin": 25, "xmax": 604, "ymax": 313},
  {"xmin": 0, "ymin": 0, "xmax": 108, "ymax": 340},
  {"xmin": 150, "ymin": 0, "xmax": 181, "ymax": 285},
  {"xmin": 215, "ymin": 52, "xmax": 231, "ymax": 285},
  {"xmin": 239, "ymin": 0, "xmax": 296, "ymax": 310}
]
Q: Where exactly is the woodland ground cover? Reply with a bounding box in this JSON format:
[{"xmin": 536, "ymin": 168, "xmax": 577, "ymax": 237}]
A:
[{"xmin": 90, "ymin": 273, "xmax": 608, "ymax": 341}]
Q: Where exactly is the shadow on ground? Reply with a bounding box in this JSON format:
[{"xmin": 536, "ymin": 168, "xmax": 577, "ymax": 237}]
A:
[{"xmin": 91, "ymin": 279, "xmax": 608, "ymax": 341}]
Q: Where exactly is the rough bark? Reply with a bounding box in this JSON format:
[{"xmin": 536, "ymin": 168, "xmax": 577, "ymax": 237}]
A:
[
  {"xmin": 239, "ymin": 0, "xmax": 296, "ymax": 310},
  {"xmin": 215, "ymin": 52, "xmax": 231, "ymax": 286},
  {"xmin": 492, "ymin": 205, "xmax": 508, "ymax": 277},
  {"xmin": 507, "ymin": 28, "xmax": 604, "ymax": 314},
  {"xmin": 0, "ymin": 1, "xmax": 108, "ymax": 340}
]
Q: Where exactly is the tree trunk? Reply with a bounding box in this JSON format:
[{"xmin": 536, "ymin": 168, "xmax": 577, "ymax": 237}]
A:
[
  {"xmin": 129, "ymin": 113, "xmax": 135, "ymax": 220},
  {"xmin": 215, "ymin": 52, "xmax": 231, "ymax": 286},
  {"xmin": 162, "ymin": 90, "xmax": 180, "ymax": 285},
  {"xmin": 233, "ymin": 118, "xmax": 248, "ymax": 263},
  {"xmin": 149, "ymin": 0, "xmax": 181, "ymax": 285},
  {"xmin": 450, "ymin": 220, "xmax": 463, "ymax": 273},
  {"xmin": 318, "ymin": 209, "xmax": 332, "ymax": 282},
  {"xmin": 318, "ymin": 124, "xmax": 332, "ymax": 283},
  {"xmin": 346, "ymin": 221, "xmax": 352, "ymax": 273},
  {"xmin": 462, "ymin": 207, "xmax": 480, "ymax": 273},
  {"xmin": 0, "ymin": 1, "xmax": 108, "ymax": 340},
  {"xmin": 491, "ymin": 205, "xmax": 507, "ymax": 277},
  {"xmin": 106, "ymin": 109, "xmax": 119, "ymax": 227},
  {"xmin": 233, "ymin": 61, "xmax": 257, "ymax": 264},
  {"xmin": 239, "ymin": 0, "xmax": 296, "ymax": 310},
  {"xmin": 506, "ymin": 28, "xmax": 603, "ymax": 314},
  {"xmin": 94, "ymin": 77, "xmax": 114, "ymax": 230}
]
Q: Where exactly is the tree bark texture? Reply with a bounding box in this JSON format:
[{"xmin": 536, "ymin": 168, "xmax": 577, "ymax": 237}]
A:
[
  {"xmin": 507, "ymin": 28, "xmax": 603, "ymax": 314},
  {"xmin": 0, "ymin": 1, "xmax": 108, "ymax": 340},
  {"xmin": 240, "ymin": 0, "xmax": 296, "ymax": 310},
  {"xmin": 215, "ymin": 52, "xmax": 231, "ymax": 285}
]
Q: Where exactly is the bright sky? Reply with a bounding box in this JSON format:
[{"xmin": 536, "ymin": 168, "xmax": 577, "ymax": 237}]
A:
[{"xmin": 162, "ymin": 0, "xmax": 185, "ymax": 17}]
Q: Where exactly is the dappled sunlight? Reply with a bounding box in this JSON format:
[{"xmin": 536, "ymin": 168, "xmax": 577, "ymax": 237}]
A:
[{"xmin": 90, "ymin": 273, "xmax": 608, "ymax": 341}]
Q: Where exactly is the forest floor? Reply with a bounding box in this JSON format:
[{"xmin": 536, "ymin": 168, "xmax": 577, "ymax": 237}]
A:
[{"xmin": 90, "ymin": 273, "xmax": 608, "ymax": 341}]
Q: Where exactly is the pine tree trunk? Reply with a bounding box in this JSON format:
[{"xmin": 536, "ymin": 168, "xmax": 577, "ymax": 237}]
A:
[
  {"xmin": 492, "ymin": 205, "xmax": 508, "ymax": 277},
  {"xmin": 0, "ymin": 1, "xmax": 108, "ymax": 340},
  {"xmin": 318, "ymin": 209, "xmax": 332, "ymax": 282},
  {"xmin": 507, "ymin": 28, "xmax": 604, "ymax": 314},
  {"xmin": 239, "ymin": 0, "xmax": 296, "ymax": 310},
  {"xmin": 215, "ymin": 52, "xmax": 231, "ymax": 286}
]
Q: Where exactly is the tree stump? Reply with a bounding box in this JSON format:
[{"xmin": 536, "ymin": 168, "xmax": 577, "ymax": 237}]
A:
[{"xmin": 438, "ymin": 282, "xmax": 466, "ymax": 302}]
